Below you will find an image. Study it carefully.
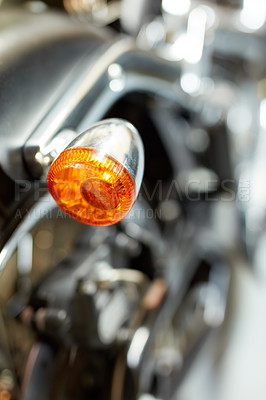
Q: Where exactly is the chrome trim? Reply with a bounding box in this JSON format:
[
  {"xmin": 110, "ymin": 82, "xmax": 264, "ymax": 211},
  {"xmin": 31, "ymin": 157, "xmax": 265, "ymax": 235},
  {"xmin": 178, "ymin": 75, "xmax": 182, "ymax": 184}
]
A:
[
  {"xmin": 24, "ymin": 37, "xmax": 182, "ymax": 178},
  {"xmin": 65, "ymin": 118, "xmax": 144, "ymax": 194},
  {"xmin": 16, "ymin": 3, "xmax": 266, "ymax": 182}
]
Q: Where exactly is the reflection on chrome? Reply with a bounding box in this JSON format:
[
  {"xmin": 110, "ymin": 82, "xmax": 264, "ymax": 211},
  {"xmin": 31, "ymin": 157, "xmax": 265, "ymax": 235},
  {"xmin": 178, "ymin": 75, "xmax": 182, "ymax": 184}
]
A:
[{"xmin": 0, "ymin": 1, "xmax": 265, "ymax": 400}]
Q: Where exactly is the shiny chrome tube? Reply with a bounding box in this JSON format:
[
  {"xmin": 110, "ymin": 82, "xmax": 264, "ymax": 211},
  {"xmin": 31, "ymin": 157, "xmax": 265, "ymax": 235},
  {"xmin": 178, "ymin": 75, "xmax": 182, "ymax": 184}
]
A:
[{"xmin": 23, "ymin": 37, "xmax": 184, "ymax": 179}]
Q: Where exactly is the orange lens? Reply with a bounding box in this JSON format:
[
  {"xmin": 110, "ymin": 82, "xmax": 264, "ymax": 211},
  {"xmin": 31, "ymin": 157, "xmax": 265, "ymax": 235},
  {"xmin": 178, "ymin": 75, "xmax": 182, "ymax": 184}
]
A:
[
  {"xmin": 47, "ymin": 147, "xmax": 136, "ymax": 226},
  {"xmin": 0, "ymin": 391, "xmax": 11, "ymax": 400}
]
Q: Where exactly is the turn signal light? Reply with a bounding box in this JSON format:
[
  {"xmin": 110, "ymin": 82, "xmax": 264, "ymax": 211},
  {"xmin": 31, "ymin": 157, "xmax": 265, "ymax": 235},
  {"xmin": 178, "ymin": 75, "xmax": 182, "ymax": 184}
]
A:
[{"xmin": 47, "ymin": 119, "xmax": 144, "ymax": 226}]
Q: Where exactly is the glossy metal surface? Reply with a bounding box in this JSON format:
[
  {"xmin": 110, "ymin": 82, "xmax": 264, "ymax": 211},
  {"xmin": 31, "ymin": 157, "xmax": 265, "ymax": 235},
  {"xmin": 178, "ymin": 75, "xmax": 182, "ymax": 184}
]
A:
[
  {"xmin": 23, "ymin": 38, "xmax": 182, "ymax": 179},
  {"xmin": 0, "ymin": 6, "xmax": 111, "ymax": 180},
  {"xmin": 0, "ymin": 3, "xmax": 265, "ymax": 400},
  {"xmin": 24, "ymin": 18, "xmax": 265, "ymax": 181},
  {"xmin": 66, "ymin": 118, "xmax": 144, "ymax": 193}
]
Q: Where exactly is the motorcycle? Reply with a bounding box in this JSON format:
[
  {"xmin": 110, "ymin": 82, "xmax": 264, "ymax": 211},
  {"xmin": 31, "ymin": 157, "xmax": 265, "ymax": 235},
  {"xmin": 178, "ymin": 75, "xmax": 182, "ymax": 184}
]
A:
[{"xmin": 0, "ymin": 1, "xmax": 265, "ymax": 399}]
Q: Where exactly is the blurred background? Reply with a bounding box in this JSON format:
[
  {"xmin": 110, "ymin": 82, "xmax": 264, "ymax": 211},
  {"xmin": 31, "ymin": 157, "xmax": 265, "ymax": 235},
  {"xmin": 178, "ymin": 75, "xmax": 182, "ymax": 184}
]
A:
[{"xmin": 0, "ymin": 1, "xmax": 266, "ymax": 400}]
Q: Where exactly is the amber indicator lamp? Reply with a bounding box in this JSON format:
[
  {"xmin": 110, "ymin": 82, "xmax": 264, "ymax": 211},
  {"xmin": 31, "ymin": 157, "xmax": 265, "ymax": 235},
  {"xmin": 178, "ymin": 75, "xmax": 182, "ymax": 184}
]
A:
[{"xmin": 47, "ymin": 119, "xmax": 144, "ymax": 226}]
